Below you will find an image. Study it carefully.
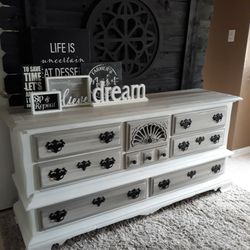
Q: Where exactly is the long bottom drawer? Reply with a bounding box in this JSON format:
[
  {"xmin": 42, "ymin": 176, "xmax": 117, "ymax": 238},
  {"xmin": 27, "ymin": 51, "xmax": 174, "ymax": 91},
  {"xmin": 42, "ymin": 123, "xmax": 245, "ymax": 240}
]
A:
[
  {"xmin": 39, "ymin": 180, "xmax": 147, "ymax": 230},
  {"xmin": 150, "ymin": 159, "xmax": 225, "ymax": 196}
]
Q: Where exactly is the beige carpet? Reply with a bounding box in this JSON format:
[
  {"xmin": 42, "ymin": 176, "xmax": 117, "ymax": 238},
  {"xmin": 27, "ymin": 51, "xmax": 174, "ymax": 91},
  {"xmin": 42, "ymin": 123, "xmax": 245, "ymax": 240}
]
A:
[{"xmin": 0, "ymin": 186, "xmax": 249, "ymax": 250}]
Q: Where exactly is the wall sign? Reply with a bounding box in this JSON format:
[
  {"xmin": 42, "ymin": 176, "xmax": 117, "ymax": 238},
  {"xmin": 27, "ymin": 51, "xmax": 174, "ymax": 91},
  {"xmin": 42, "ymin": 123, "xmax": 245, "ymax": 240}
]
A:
[
  {"xmin": 46, "ymin": 76, "xmax": 91, "ymax": 107},
  {"xmin": 81, "ymin": 62, "xmax": 122, "ymax": 90},
  {"xmin": 30, "ymin": 28, "xmax": 90, "ymax": 78},
  {"xmin": 22, "ymin": 65, "xmax": 45, "ymax": 108},
  {"xmin": 31, "ymin": 91, "xmax": 62, "ymax": 115}
]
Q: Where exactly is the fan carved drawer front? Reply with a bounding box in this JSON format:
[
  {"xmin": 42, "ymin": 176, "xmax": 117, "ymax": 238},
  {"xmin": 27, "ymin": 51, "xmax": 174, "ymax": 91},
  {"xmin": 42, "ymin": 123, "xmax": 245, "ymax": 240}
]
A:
[
  {"xmin": 126, "ymin": 145, "xmax": 169, "ymax": 169},
  {"xmin": 33, "ymin": 123, "xmax": 122, "ymax": 161},
  {"xmin": 171, "ymin": 130, "xmax": 224, "ymax": 157},
  {"xmin": 150, "ymin": 159, "xmax": 225, "ymax": 196},
  {"xmin": 37, "ymin": 149, "xmax": 122, "ymax": 189},
  {"xmin": 172, "ymin": 106, "xmax": 227, "ymax": 135},
  {"xmin": 126, "ymin": 116, "xmax": 170, "ymax": 151},
  {"xmin": 40, "ymin": 180, "xmax": 147, "ymax": 230}
]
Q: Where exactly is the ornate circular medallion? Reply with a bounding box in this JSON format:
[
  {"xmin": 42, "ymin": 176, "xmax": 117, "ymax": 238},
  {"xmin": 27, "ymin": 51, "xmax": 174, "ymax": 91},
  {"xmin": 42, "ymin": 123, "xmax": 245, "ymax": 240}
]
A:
[{"xmin": 88, "ymin": 0, "xmax": 159, "ymax": 79}]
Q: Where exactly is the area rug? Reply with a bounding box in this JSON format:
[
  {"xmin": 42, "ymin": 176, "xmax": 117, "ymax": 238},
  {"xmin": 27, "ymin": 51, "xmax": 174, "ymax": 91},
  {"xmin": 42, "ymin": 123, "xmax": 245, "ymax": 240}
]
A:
[{"xmin": 0, "ymin": 186, "xmax": 249, "ymax": 250}]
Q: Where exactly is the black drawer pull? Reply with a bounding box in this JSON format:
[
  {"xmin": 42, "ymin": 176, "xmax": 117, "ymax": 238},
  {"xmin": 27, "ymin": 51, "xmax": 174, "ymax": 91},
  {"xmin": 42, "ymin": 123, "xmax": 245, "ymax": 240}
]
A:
[
  {"xmin": 45, "ymin": 139, "xmax": 65, "ymax": 153},
  {"xmin": 180, "ymin": 119, "xmax": 192, "ymax": 129},
  {"xmin": 210, "ymin": 134, "xmax": 221, "ymax": 144},
  {"xmin": 127, "ymin": 188, "xmax": 141, "ymax": 199},
  {"xmin": 187, "ymin": 170, "xmax": 196, "ymax": 179},
  {"xmin": 161, "ymin": 153, "xmax": 167, "ymax": 157},
  {"xmin": 92, "ymin": 196, "xmax": 105, "ymax": 207},
  {"xmin": 49, "ymin": 209, "xmax": 67, "ymax": 223},
  {"xmin": 195, "ymin": 136, "xmax": 205, "ymax": 145},
  {"xmin": 146, "ymin": 156, "xmax": 152, "ymax": 161},
  {"xmin": 100, "ymin": 157, "xmax": 116, "ymax": 169},
  {"xmin": 178, "ymin": 141, "xmax": 190, "ymax": 151},
  {"xmin": 99, "ymin": 131, "xmax": 115, "ymax": 143},
  {"xmin": 131, "ymin": 160, "xmax": 137, "ymax": 165},
  {"xmin": 48, "ymin": 168, "xmax": 67, "ymax": 181},
  {"xmin": 77, "ymin": 160, "xmax": 91, "ymax": 171},
  {"xmin": 213, "ymin": 113, "xmax": 223, "ymax": 123},
  {"xmin": 211, "ymin": 164, "xmax": 221, "ymax": 173},
  {"xmin": 158, "ymin": 179, "xmax": 170, "ymax": 190}
]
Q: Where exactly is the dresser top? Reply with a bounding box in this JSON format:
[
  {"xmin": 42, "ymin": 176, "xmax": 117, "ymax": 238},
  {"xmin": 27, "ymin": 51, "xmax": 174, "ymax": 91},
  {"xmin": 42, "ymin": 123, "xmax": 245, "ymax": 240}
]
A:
[{"xmin": 1, "ymin": 89, "xmax": 241, "ymax": 131}]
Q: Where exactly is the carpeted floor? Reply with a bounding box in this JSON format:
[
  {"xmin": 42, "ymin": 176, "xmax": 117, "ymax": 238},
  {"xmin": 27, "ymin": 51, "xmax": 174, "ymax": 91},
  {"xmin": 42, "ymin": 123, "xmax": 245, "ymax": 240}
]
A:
[{"xmin": 0, "ymin": 186, "xmax": 249, "ymax": 250}]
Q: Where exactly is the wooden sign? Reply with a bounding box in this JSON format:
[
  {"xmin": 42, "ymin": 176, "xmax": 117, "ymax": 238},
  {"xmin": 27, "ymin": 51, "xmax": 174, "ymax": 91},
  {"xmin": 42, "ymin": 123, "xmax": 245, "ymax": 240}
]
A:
[
  {"xmin": 30, "ymin": 28, "xmax": 90, "ymax": 78},
  {"xmin": 31, "ymin": 91, "xmax": 62, "ymax": 115},
  {"xmin": 22, "ymin": 65, "xmax": 45, "ymax": 109},
  {"xmin": 81, "ymin": 62, "xmax": 122, "ymax": 90},
  {"xmin": 46, "ymin": 76, "xmax": 91, "ymax": 107}
]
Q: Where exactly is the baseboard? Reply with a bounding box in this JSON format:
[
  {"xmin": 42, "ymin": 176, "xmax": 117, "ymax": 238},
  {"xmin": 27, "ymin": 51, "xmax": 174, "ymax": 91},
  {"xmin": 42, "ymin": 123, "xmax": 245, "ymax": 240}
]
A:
[{"xmin": 231, "ymin": 146, "xmax": 250, "ymax": 158}]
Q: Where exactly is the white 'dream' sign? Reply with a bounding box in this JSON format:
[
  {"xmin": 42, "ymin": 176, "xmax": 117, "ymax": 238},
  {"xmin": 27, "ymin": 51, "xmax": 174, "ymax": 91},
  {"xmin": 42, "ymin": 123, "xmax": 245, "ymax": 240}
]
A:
[
  {"xmin": 92, "ymin": 83, "xmax": 148, "ymax": 106},
  {"xmin": 46, "ymin": 75, "xmax": 91, "ymax": 107}
]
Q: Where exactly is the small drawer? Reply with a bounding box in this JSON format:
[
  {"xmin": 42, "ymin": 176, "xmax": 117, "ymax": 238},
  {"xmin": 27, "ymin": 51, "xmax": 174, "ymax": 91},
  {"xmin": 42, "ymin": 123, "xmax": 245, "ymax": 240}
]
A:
[
  {"xmin": 126, "ymin": 152, "xmax": 141, "ymax": 169},
  {"xmin": 150, "ymin": 159, "xmax": 225, "ymax": 196},
  {"xmin": 37, "ymin": 149, "xmax": 122, "ymax": 189},
  {"xmin": 142, "ymin": 149, "xmax": 155, "ymax": 165},
  {"xmin": 126, "ymin": 116, "xmax": 170, "ymax": 151},
  {"xmin": 172, "ymin": 107, "xmax": 227, "ymax": 135},
  {"xmin": 171, "ymin": 130, "xmax": 224, "ymax": 157},
  {"xmin": 156, "ymin": 146, "xmax": 169, "ymax": 162},
  {"xmin": 33, "ymin": 123, "xmax": 122, "ymax": 161},
  {"xmin": 39, "ymin": 180, "xmax": 147, "ymax": 230}
]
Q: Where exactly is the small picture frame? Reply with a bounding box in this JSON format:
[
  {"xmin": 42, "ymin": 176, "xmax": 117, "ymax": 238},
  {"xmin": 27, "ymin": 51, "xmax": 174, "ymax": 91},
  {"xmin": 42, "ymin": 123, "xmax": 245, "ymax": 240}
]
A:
[
  {"xmin": 31, "ymin": 91, "xmax": 62, "ymax": 115},
  {"xmin": 46, "ymin": 75, "xmax": 91, "ymax": 107}
]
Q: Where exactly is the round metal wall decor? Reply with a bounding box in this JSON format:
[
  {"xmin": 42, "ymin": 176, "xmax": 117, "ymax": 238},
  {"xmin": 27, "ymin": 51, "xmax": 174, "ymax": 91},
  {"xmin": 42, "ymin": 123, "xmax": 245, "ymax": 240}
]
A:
[{"xmin": 88, "ymin": 0, "xmax": 159, "ymax": 79}]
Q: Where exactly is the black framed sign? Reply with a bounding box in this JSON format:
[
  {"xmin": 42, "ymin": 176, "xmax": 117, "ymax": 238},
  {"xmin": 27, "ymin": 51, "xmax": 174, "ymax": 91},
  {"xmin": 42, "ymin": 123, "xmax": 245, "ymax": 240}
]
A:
[
  {"xmin": 22, "ymin": 65, "xmax": 45, "ymax": 109},
  {"xmin": 80, "ymin": 62, "xmax": 122, "ymax": 90},
  {"xmin": 30, "ymin": 28, "xmax": 90, "ymax": 78},
  {"xmin": 31, "ymin": 91, "xmax": 62, "ymax": 115}
]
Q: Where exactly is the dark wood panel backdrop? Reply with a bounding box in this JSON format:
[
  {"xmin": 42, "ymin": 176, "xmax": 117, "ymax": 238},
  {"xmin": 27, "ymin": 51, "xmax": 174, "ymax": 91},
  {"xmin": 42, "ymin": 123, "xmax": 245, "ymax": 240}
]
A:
[{"xmin": 0, "ymin": 0, "xmax": 214, "ymax": 106}]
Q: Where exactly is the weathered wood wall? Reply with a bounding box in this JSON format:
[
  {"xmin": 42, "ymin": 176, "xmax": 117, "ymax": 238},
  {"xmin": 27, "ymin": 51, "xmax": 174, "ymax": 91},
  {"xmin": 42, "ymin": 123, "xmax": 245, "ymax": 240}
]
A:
[{"xmin": 0, "ymin": 0, "xmax": 214, "ymax": 106}]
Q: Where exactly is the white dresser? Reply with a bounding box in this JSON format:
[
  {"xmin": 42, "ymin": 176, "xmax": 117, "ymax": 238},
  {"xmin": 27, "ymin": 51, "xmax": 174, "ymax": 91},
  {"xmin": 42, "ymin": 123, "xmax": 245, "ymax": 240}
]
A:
[{"xmin": 1, "ymin": 89, "xmax": 241, "ymax": 250}]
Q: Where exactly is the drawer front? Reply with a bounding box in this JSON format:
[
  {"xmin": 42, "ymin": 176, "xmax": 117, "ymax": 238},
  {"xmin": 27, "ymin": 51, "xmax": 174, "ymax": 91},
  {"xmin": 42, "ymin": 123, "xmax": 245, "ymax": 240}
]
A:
[
  {"xmin": 125, "ymin": 145, "xmax": 169, "ymax": 169},
  {"xmin": 33, "ymin": 123, "xmax": 122, "ymax": 161},
  {"xmin": 126, "ymin": 116, "xmax": 170, "ymax": 151},
  {"xmin": 171, "ymin": 130, "xmax": 224, "ymax": 157},
  {"xmin": 40, "ymin": 180, "xmax": 147, "ymax": 230},
  {"xmin": 151, "ymin": 159, "xmax": 225, "ymax": 196},
  {"xmin": 173, "ymin": 107, "xmax": 227, "ymax": 135},
  {"xmin": 37, "ymin": 149, "xmax": 122, "ymax": 189}
]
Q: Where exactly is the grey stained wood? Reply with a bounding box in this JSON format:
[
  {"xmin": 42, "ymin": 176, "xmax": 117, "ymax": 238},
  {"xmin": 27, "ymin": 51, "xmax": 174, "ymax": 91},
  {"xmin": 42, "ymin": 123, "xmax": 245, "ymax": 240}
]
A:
[
  {"xmin": 150, "ymin": 158, "xmax": 225, "ymax": 196},
  {"xmin": 40, "ymin": 180, "xmax": 147, "ymax": 230},
  {"xmin": 33, "ymin": 123, "xmax": 123, "ymax": 161},
  {"xmin": 172, "ymin": 106, "xmax": 227, "ymax": 135},
  {"xmin": 37, "ymin": 149, "xmax": 123, "ymax": 189}
]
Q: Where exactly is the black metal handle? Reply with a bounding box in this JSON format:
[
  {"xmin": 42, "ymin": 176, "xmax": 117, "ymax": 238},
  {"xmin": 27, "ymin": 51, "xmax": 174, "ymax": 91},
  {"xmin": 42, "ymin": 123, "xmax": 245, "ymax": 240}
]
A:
[
  {"xmin": 45, "ymin": 139, "xmax": 65, "ymax": 153},
  {"xmin": 187, "ymin": 170, "xmax": 196, "ymax": 179},
  {"xmin": 99, "ymin": 131, "xmax": 115, "ymax": 143},
  {"xmin": 131, "ymin": 160, "xmax": 137, "ymax": 165},
  {"xmin": 49, "ymin": 209, "xmax": 67, "ymax": 223},
  {"xmin": 100, "ymin": 157, "xmax": 116, "ymax": 169},
  {"xmin": 210, "ymin": 134, "xmax": 221, "ymax": 144},
  {"xmin": 77, "ymin": 160, "xmax": 91, "ymax": 171},
  {"xmin": 127, "ymin": 188, "xmax": 141, "ymax": 199},
  {"xmin": 48, "ymin": 168, "xmax": 67, "ymax": 181},
  {"xmin": 180, "ymin": 119, "xmax": 192, "ymax": 129},
  {"xmin": 213, "ymin": 113, "xmax": 223, "ymax": 123},
  {"xmin": 211, "ymin": 164, "xmax": 221, "ymax": 173},
  {"xmin": 146, "ymin": 156, "xmax": 152, "ymax": 161},
  {"xmin": 178, "ymin": 141, "xmax": 190, "ymax": 151},
  {"xmin": 161, "ymin": 153, "xmax": 167, "ymax": 157},
  {"xmin": 158, "ymin": 179, "xmax": 170, "ymax": 190},
  {"xmin": 92, "ymin": 196, "xmax": 105, "ymax": 207},
  {"xmin": 195, "ymin": 136, "xmax": 205, "ymax": 145}
]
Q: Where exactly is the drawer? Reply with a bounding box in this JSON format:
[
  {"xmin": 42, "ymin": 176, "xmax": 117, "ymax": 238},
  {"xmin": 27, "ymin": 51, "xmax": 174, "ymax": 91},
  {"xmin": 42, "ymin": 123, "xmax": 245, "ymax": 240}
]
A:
[
  {"xmin": 37, "ymin": 149, "xmax": 122, "ymax": 189},
  {"xmin": 125, "ymin": 145, "xmax": 169, "ymax": 169},
  {"xmin": 150, "ymin": 159, "xmax": 225, "ymax": 196},
  {"xmin": 171, "ymin": 130, "xmax": 224, "ymax": 157},
  {"xmin": 39, "ymin": 180, "xmax": 147, "ymax": 230},
  {"xmin": 172, "ymin": 107, "xmax": 227, "ymax": 135},
  {"xmin": 126, "ymin": 116, "xmax": 170, "ymax": 151},
  {"xmin": 33, "ymin": 123, "xmax": 122, "ymax": 161}
]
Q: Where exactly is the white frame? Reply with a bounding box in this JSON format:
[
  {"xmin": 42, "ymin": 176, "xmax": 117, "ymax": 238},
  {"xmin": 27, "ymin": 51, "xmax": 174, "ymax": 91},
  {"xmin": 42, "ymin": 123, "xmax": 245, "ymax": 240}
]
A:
[
  {"xmin": 31, "ymin": 91, "xmax": 62, "ymax": 115},
  {"xmin": 46, "ymin": 75, "xmax": 91, "ymax": 107}
]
